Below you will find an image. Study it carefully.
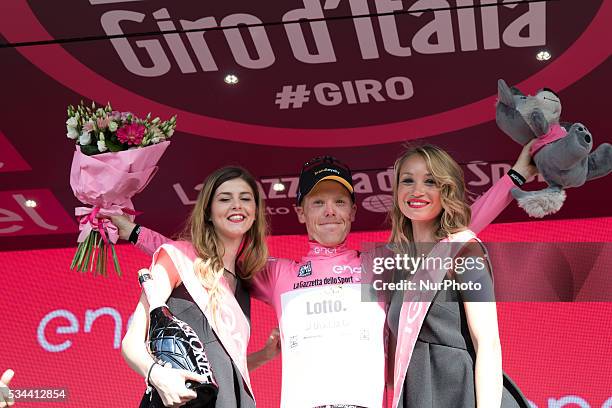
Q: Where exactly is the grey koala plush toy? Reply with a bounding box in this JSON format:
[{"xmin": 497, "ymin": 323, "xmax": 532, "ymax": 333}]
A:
[{"xmin": 495, "ymin": 79, "xmax": 612, "ymax": 218}]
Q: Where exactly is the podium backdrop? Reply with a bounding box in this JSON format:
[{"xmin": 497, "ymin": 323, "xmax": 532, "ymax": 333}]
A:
[{"xmin": 1, "ymin": 1, "xmax": 611, "ymax": 407}]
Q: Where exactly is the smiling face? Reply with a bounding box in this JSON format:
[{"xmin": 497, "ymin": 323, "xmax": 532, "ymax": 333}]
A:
[
  {"xmin": 397, "ymin": 154, "xmax": 443, "ymax": 223},
  {"xmin": 296, "ymin": 180, "xmax": 356, "ymax": 247},
  {"xmin": 210, "ymin": 178, "xmax": 257, "ymax": 242}
]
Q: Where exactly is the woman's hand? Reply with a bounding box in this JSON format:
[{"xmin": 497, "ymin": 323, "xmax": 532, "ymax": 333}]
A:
[
  {"xmin": 109, "ymin": 214, "xmax": 137, "ymax": 241},
  {"xmin": 511, "ymin": 139, "xmax": 538, "ymax": 181},
  {"xmin": 149, "ymin": 364, "xmax": 209, "ymax": 407},
  {"xmin": 0, "ymin": 369, "xmax": 15, "ymax": 408}
]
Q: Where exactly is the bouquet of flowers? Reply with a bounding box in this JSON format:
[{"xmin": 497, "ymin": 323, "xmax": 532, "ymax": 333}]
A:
[{"xmin": 67, "ymin": 101, "xmax": 176, "ymax": 276}]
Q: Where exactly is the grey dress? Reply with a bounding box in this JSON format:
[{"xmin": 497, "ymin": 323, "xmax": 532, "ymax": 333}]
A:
[
  {"xmin": 162, "ymin": 278, "xmax": 255, "ymax": 408},
  {"xmin": 387, "ymin": 263, "xmax": 530, "ymax": 408}
]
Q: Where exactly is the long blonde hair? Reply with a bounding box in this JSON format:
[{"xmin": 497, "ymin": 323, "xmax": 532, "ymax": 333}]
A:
[
  {"xmin": 389, "ymin": 144, "xmax": 471, "ymax": 246},
  {"xmin": 179, "ymin": 166, "xmax": 268, "ymax": 318}
]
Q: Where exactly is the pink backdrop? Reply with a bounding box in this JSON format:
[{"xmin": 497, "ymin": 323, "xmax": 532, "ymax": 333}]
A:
[
  {"xmin": 1, "ymin": 1, "xmax": 611, "ymax": 406},
  {"xmin": 1, "ymin": 217, "xmax": 611, "ymax": 407}
]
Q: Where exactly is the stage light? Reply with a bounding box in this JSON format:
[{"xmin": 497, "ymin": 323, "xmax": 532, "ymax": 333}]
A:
[
  {"xmin": 25, "ymin": 199, "xmax": 37, "ymax": 208},
  {"xmin": 536, "ymin": 50, "xmax": 551, "ymax": 61},
  {"xmin": 224, "ymin": 74, "xmax": 239, "ymax": 84},
  {"xmin": 272, "ymin": 182, "xmax": 285, "ymax": 192}
]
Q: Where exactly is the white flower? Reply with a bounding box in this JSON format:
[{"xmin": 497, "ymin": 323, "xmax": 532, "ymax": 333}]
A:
[
  {"xmin": 150, "ymin": 137, "xmax": 162, "ymax": 144},
  {"xmin": 150, "ymin": 126, "xmax": 164, "ymax": 139},
  {"xmin": 108, "ymin": 121, "xmax": 118, "ymax": 132},
  {"xmin": 79, "ymin": 130, "xmax": 91, "ymax": 145},
  {"xmin": 166, "ymin": 128, "xmax": 174, "ymax": 137},
  {"xmin": 66, "ymin": 126, "xmax": 79, "ymax": 139},
  {"xmin": 99, "ymin": 132, "xmax": 105, "ymax": 141},
  {"xmin": 66, "ymin": 117, "xmax": 78, "ymax": 128},
  {"xmin": 97, "ymin": 140, "xmax": 108, "ymax": 152}
]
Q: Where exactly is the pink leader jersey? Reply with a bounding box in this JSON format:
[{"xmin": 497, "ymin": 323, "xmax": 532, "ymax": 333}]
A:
[
  {"xmin": 135, "ymin": 174, "xmax": 515, "ymax": 408},
  {"xmin": 251, "ymin": 240, "xmax": 388, "ymax": 407}
]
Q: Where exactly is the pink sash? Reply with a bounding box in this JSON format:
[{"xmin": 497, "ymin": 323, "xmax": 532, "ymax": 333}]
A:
[
  {"xmin": 391, "ymin": 230, "xmax": 477, "ymax": 407},
  {"xmin": 151, "ymin": 242, "xmax": 253, "ymax": 399},
  {"xmin": 530, "ymin": 123, "xmax": 567, "ymax": 157}
]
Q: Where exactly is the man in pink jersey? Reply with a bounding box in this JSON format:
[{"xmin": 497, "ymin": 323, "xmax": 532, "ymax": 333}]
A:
[{"xmin": 115, "ymin": 151, "xmax": 535, "ymax": 407}]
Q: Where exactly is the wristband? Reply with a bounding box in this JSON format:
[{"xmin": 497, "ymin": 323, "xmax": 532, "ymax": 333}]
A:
[
  {"xmin": 128, "ymin": 224, "xmax": 141, "ymax": 244},
  {"xmin": 138, "ymin": 272, "xmax": 153, "ymax": 286},
  {"xmin": 146, "ymin": 361, "xmax": 159, "ymax": 388},
  {"xmin": 507, "ymin": 169, "xmax": 526, "ymax": 187}
]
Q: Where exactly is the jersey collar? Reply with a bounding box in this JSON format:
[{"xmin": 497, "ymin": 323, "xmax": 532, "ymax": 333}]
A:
[{"xmin": 306, "ymin": 240, "xmax": 350, "ymax": 258}]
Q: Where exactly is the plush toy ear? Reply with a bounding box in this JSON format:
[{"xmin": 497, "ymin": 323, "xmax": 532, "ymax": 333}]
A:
[
  {"xmin": 511, "ymin": 86, "xmax": 525, "ymax": 96},
  {"xmin": 497, "ymin": 79, "xmax": 516, "ymax": 108},
  {"xmin": 531, "ymin": 109, "xmax": 550, "ymax": 136}
]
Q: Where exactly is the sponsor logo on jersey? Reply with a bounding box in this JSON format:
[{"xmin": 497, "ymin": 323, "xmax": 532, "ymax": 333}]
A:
[{"xmin": 297, "ymin": 261, "xmax": 312, "ymax": 277}]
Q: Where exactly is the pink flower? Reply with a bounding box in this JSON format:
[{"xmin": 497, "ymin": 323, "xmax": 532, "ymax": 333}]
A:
[
  {"xmin": 96, "ymin": 116, "xmax": 111, "ymax": 130},
  {"xmin": 82, "ymin": 120, "xmax": 95, "ymax": 133},
  {"xmin": 117, "ymin": 123, "xmax": 145, "ymax": 146}
]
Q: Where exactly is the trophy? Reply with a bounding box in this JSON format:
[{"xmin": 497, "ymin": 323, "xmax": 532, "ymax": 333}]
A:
[{"xmin": 139, "ymin": 271, "xmax": 218, "ymax": 407}]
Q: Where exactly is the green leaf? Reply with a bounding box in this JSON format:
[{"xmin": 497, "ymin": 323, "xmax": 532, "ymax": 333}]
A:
[
  {"xmin": 96, "ymin": 238, "xmax": 104, "ymax": 276},
  {"xmin": 76, "ymin": 233, "xmax": 92, "ymax": 270},
  {"xmin": 100, "ymin": 240, "xmax": 107, "ymax": 276},
  {"xmin": 71, "ymin": 241, "xmax": 84, "ymax": 269},
  {"xmin": 79, "ymin": 144, "xmax": 100, "ymax": 156},
  {"xmin": 105, "ymin": 137, "xmax": 125, "ymax": 152},
  {"xmin": 111, "ymin": 244, "xmax": 122, "ymax": 277},
  {"xmin": 82, "ymin": 233, "xmax": 95, "ymax": 273},
  {"xmin": 90, "ymin": 233, "xmax": 98, "ymax": 274}
]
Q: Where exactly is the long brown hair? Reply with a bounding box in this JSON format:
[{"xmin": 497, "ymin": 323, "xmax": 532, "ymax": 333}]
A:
[
  {"xmin": 179, "ymin": 166, "xmax": 268, "ymax": 317},
  {"xmin": 389, "ymin": 144, "xmax": 471, "ymax": 245}
]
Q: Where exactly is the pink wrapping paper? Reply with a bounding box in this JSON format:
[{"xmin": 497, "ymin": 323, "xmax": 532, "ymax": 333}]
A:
[{"xmin": 69, "ymin": 141, "xmax": 170, "ymax": 243}]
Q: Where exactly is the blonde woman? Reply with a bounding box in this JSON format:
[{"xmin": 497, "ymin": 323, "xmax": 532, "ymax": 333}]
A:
[
  {"xmin": 122, "ymin": 166, "xmax": 268, "ymax": 408},
  {"xmin": 387, "ymin": 145, "xmax": 531, "ymax": 407}
]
